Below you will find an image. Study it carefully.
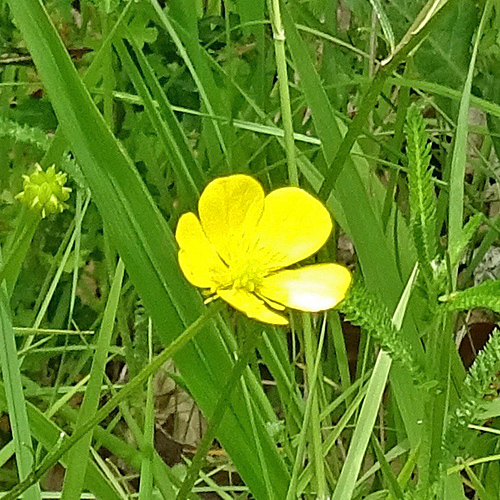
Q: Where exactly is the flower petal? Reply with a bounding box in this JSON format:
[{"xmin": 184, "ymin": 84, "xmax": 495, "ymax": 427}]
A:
[
  {"xmin": 198, "ymin": 175, "xmax": 264, "ymax": 264},
  {"xmin": 253, "ymin": 187, "xmax": 333, "ymax": 269},
  {"xmin": 259, "ymin": 263, "xmax": 352, "ymax": 312},
  {"xmin": 175, "ymin": 212, "xmax": 229, "ymax": 289},
  {"xmin": 217, "ymin": 288, "xmax": 288, "ymax": 325}
]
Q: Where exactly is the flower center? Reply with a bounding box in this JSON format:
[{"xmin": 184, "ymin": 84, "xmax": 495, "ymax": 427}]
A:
[{"xmin": 229, "ymin": 259, "xmax": 266, "ymax": 293}]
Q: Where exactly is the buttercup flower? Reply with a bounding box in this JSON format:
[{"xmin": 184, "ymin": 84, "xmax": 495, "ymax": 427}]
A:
[
  {"xmin": 16, "ymin": 164, "xmax": 71, "ymax": 218},
  {"xmin": 175, "ymin": 174, "xmax": 352, "ymax": 325}
]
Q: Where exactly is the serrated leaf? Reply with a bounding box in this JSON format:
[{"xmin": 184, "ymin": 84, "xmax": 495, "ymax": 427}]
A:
[
  {"xmin": 404, "ymin": 105, "xmax": 437, "ymax": 286},
  {"xmin": 440, "ymin": 279, "xmax": 500, "ymax": 313},
  {"xmin": 449, "ymin": 212, "xmax": 485, "ymax": 269}
]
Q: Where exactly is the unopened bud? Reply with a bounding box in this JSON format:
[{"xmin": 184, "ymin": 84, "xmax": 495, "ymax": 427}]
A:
[{"xmin": 16, "ymin": 164, "xmax": 71, "ymax": 218}]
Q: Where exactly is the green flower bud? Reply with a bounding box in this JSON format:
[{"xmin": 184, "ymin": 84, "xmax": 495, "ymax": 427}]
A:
[{"xmin": 16, "ymin": 164, "xmax": 71, "ymax": 218}]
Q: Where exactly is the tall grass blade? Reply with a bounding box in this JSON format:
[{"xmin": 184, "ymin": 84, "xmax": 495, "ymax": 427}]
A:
[
  {"xmin": 0, "ymin": 260, "xmax": 40, "ymax": 500},
  {"xmin": 60, "ymin": 260, "xmax": 125, "ymax": 500},
  {"xmin": 447, "ymin": 0, "xmax": 494, "ymax": 289},
  {"xmin": 332, "ymin": 265, "xmax": 419, "ymax": 500},
  {"xmin": 0, "ymin": 382, "xmax": 124, "ymax": 500}
]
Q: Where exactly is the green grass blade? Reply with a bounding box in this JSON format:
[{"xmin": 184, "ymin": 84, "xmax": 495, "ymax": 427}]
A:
[
  {"xmin": 332, "ymin": 265, "xmax": 419, "ymax": 500},
  {"xmin": 60, "ymin": 260, "xmax": 125, "ymax": 500},
  {"xmin": 0, "ymin": 262, "xmax": 41, "ymax": 500},
  {"xmin": 368, "ymin": 0, "xmax": 395, "ymax": 54},
  {"xmin": 301, "ymin": 315, "xmax": 327, "ymax": 498},
  {"xmin": 447, "ymin": 0, "xmax": 494, "ymax": 288},
  {"xmin": 371, "ymin": 435, "xmax": 405, "ymax": 499},
  {"xmin": 139, "ymin": 319, "xmax": 155, "ymax": 500},
  {"xmin": 329, "ymin": 311, "xmax": 352, "ymax": 396},
  {"xmin": 115, "ymin": 36, "xmax": 204, "ymax": 205},
  {"xmin": 331, "ymin": 351, "xmax": 393, "ymax": 500},
  {"xmin": 0, "ymin": 381, "xmax": 126, "ymax": 500}
]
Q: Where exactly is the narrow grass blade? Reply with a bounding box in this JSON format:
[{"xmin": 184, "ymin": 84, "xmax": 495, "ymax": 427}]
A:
[
  {"xmin": 139, "ymin": 319, "xmax": 155, "ymax": 500},
  {"xmin": 0, "ymin": 381, "xmax": 128, "ymax": 500},
  {"xmin": 0, "ymin": 261, "xmax": 41, "ymax": 500},
  {"xmin": 368, "ymin": 0, "xmax": 395, "ymax": 54},
  {"xmin": 60, "ymin": 260, "xmax": 125, "ymax": 500},
  {"xmin": 447, "ymin": 0, "xmax": 494, "ymax": 288},
  {"xmin": 115, "ymin": 36, "xmax": 203, "ymax": 205},
  {"xmin": 331, "ymin": 351, "xmax": 392, "ymax": 500},
  {"xmin": 301, "ymin": 315, "xmax": 327, "ymax": 498},
  {"xmin": 332, "ymin": 265, "xmax": 419, "ymax": 500}
]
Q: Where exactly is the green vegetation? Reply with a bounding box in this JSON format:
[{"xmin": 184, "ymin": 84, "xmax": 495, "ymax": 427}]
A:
[{"xmin": 0, "ymin": 0, "xmax": 500, "ymax": 498}]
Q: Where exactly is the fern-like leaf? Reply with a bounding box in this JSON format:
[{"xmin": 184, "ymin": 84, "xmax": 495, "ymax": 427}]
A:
[
  {"xmin": 440, "ymin": 279, "xmax": 500, "ymax": 313},
  {"xmin": 0, "ymin": 115, "xmax": 50, "ymax": 150},
  {"xmin": 340, "ymin": 280, "xmax": 430, "ymax": 388},
  {"xmin": 405, "ymin": 105, "xmax": 437, "ymax": 287},
  {"xmin": 448, "ymin": 212, "xmax": 484, "ymax": 270},
  {"xmin": 443, "ymin": 329, "xmax": 500, "ymax": 457},
  {"xmin": 0, "ymin": 117, "xmax": 86, "ymax": 187}
]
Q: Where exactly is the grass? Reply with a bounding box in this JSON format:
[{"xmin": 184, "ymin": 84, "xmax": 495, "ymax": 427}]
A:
[{"xmin": 0, "ymin": 0, "xmax": 500, "ymax": 498}]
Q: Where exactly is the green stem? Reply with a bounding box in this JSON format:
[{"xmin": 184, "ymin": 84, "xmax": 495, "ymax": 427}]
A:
[
  {"xmin": 302, "ymin": 315, "xmax": 327, "ymax": 498},
  {"xmin": 2, "ymin": 302, "xmax": 224, "ymax": 500},
  {"xmin": 268, "ymin": 0, "xmax": 298, "ymax": 186},
  {"xmin": 176, "ymin": 327, "xmax": 261, "ymax": 500},
  {"xmin": 286, "ymin": 315, "xmax": 328, "ymax": 500}
]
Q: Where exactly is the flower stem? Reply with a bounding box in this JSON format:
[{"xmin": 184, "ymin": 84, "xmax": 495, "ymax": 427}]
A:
[
  {"xmin": 268, "ymin": 0, "xmax": 298, "ymax": 186},
  {"xmin": 2, "ymin": 301, "xmax": 224, "ymax": 500},
  {"xmin": 302, "ymin": 314, "xmax": 328, "ymax": 498}
]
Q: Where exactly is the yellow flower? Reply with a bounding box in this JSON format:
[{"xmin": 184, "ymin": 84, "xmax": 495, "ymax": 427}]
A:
[{"xmin": 175, "ymin": 174, "xmax": 352, "ymax": 325}]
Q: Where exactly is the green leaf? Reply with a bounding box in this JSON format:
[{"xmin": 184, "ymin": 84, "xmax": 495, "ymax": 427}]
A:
[
  {"xmin": 405, "ymin": 105, "xmax": 437, "ymax": 287},
  {"xmin": 447, "ymin": 0, "xmax": 494, "ymax": 288},
  {"xmin": 0, "ymin": 257, "xmax": 41, "ymax": 500},
  {"xmin": 440, "ymin": 279, "xmax": 500, "ymax": 314},
  {"xmin": 0, "ymin": 382, "xmax": 124, "ymax": 500},
  {"xmin": 60, "ymin": 260, "xmax": 125, "ymax": 499}
]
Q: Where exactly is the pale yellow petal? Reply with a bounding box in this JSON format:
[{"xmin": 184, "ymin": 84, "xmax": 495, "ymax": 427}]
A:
[
  {"xmin": 175, "ymin": 212, "xmax": 229, "ymax": 289},
  {"xmin": 217, "ymin": 288, "xmax": 288, "ymax": 325},
  {"xmin": 253, "ymin": 187, "xmax": 333, "ymax": 270},
  {"xmin": 198, "ymin": 175, "xmax": 264, "ymax": 264},
  {"xmin": 259, "ymin": 263, "xmax": 352, "ymax": 312}
]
